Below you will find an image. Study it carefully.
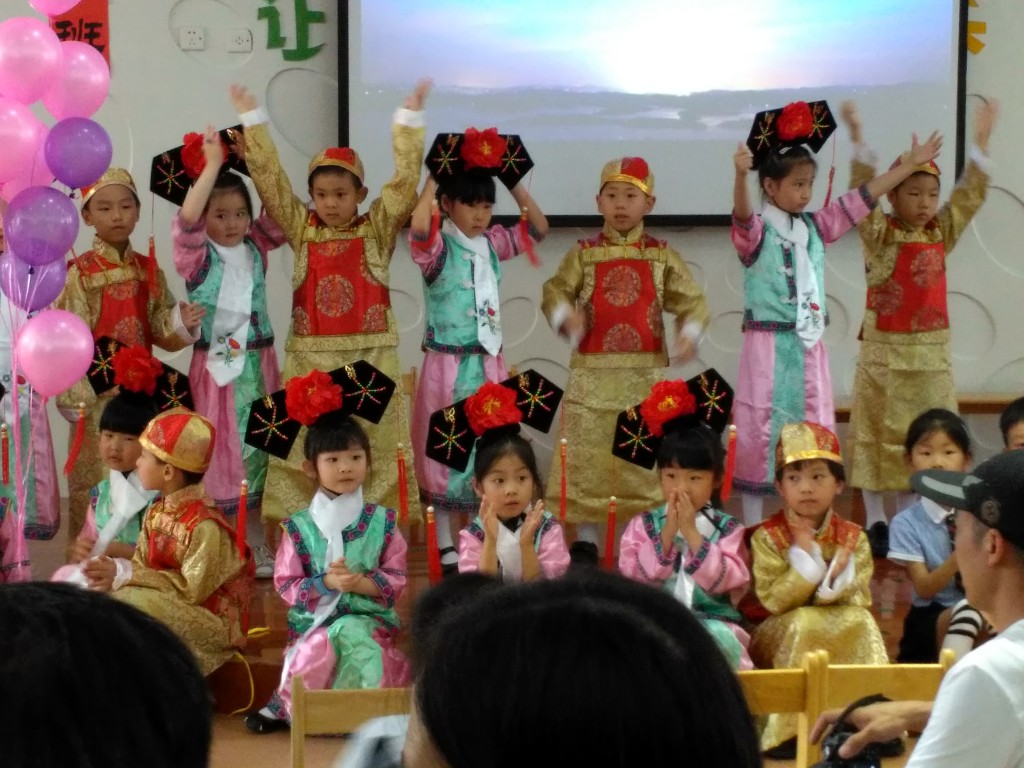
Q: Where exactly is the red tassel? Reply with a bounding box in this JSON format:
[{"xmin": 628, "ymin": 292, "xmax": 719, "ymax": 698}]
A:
[
  {"xmin": 146, "ymin": 234, "xmax": 158, "ymax": 298},
  {"xmin": 559, "ymin": 437, "xmax": 567, "ymax": 523},
  {"xmin": 518, "ymin": 209, "xmax": 540, "ymax": 268},
  {"xmin": 823, "ymin": 164, "xmax": 836, "ymax": 208},
  {"xmin": 603, "ymin": 496, "xmax": 617, "ymax": 570},
  {"xmin": 1, "ymin": 423, "xmax": 8, "ymax": 485},
  {"xmin": 721, "ymin": 425, "xmax": 738, "ymax": 503},
  {"xmin": 396, "ymin": 443, "xmax": 409, "ymax": 524},
  {"xmin": 237, "ymin": 480, "xmax": 248, "ymax": 560},
  {"xmin": 63, "ymin": 403, "xmax": 86, "ymax": 476},
  {"xmin": 426, "ymin": 506, "xmax": 442, "ymax": 584}
]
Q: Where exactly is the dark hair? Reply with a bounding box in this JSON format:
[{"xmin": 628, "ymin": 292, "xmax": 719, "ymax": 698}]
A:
[
  {"xmin": 207, "ymin": 171, "xmax": 254, "ymax": 219},
  {"xmin": 473, "ymin": 427, "xmax": 543, "ymax": 496},
  {"xmin": 999, "ymin": 397, "xmax": 1024, "ymax": 447},
  {"xmin": 415, "ymin": 571, "xmax": 761, "ymax": 768},
  {"xmin": 758, "ymin": 145, "xmax": 817, "ymax": 190},
  {"xmin": 303, "ymin": 410, "xmax": 372, "ymax": 465},
  {"xmin": 82, "ymin": 190, "xmax": 141, "ymax": 213},
  {"xmin": 99, "ymin": 391, "xmax": 159, "ymax": 436},
  {"xmin": 656, "ymin": 424, "xmax": 725, "ymax": 474},
  {"xmin": 438, "ymin": 169, "xmax": 497, "ymax": 207},
  {"xmin": 410, "ymin": 573, "xmax": 503, "ymax": 676},
  {"xmin": 775, "ymin": 457, "xmax": 846, "ymax": 483},
  {"xmin": 0, "ymin": 583, "xmax": 211, "ymax": 767},
  {"xmin": 307, "ymin": 165, "xmax": 362, "ymax": 190},
  {"xmin": 904, "ymin": 408, "xmax": 972, "ymax": 456}
]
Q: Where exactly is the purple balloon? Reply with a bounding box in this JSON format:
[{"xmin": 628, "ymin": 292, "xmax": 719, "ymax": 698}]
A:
[
  {"xmin": 0, "ymin": 251, "xmax": 66, "ymax": 311},
  {"xmin": 43, "ymin": 117, "xmax": 112, "ymax": 189},
  {"xmin": 4, "ymin": 186, "xmax": 79, "ymax": 267}
]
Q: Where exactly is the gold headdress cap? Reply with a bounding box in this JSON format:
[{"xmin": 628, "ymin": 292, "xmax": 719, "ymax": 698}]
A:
[{"xmin": 775, "ymin": 421, "xmax": 843, "ymax": 472}]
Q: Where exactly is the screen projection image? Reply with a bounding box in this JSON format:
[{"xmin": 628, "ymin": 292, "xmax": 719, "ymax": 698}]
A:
[{"xmin": 347, "ymin": 0, "xmax": 963, "ymax": 218}]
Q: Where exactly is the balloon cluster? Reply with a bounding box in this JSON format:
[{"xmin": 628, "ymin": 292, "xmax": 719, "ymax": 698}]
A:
[{"xmin": 0, "ymin": 1, "xmax": 109, "ymax": 397}]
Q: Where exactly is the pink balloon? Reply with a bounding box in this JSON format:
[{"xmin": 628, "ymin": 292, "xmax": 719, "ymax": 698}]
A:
[
  {"xmin": 2, "ymin": 123, "xmax": 53, "ymax": 201},
  {"xmin": 29, "ymin": 0, "xmax": 82, "ymax": 15},
  {"xmin": 0, "ymin": 17, "xmax": 63, "ymax": 105},
  {"xmin": 42, "ymin": 41, "xmax": 110, "ymax": 120},
  {"xmin": 0, "ymin": 98, "xmax": 41, "ymax": 183},
  {"xmin": 15, "ymin": 309, "xmax": 93, "ymax": 398}
]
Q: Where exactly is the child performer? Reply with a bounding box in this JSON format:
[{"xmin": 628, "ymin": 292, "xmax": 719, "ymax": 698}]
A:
[
  {"xmin": 750, "ymin": 421, "xmax": 887, "ymax": 756},
  {"xmin": 842, "ymin": 100, "xmax": 998, "ymax": 545},
  {"xmin": 157, "ymin": 126, "xmax": 286, "ymax": 577},
  {"xmin": 409, "ymin": 128, "xmax": 549, "ymax": 571},
  {"xmin": 424, "ymin": 373, "xmax": 568, "ymax": 582},
  {"xmin": 56, "ymin": 168, "xmax": 205, "ymax": 547},
  {"xmin": 888, "ymin": 409, "xmax": 986, "ymax": 662},
  {"xmin": 542, "ymin": 157, "xmax": 709, "ymax": 563},
  {"xmin": 85, "ymin": 408, "xmax": 254, "ymax": 676},
  {"xmin": 241, "ymin": 362, "xmax": 408, "ymax": 733},
  {"xmin": 616, "ymin": 370, "xmax": 752, "ymax": 670},
  {"xmin": 731, "ymin": 100, "xmax": 942, "ymax": 525},
  {"xmin": 52, "ymin": 341, "xmax": 190, "ymax": 585},
  {"xmin": 1000, "ymin": 397, "xmax": 1024, "ymax": 451},
  {"xmin": 228, "ymin": 80, "xmax": 429, "ymax": 529}
]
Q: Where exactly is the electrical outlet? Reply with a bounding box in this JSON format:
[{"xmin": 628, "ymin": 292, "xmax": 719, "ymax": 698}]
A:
[
  {"xmin": 178, "ymin": 26, "xmax": 206, "ymax": 51},
  {"xmin": 227, "ymin": 28, "xmax": 253, "ymax": 53}
]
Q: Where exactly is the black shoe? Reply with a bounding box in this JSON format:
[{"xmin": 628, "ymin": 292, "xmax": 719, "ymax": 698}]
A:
[
  {"xmin": 763, "ymin": 736, "xmax": 797, "ymax": 760},
  {"xmin": 569, "ymin": 541, "xmax": 599, "ymax": 569},
  {"xmin": 439, "ymin": 546, "xmax": 459, "ymax": 577},
  {"xmin": 867, "ymin": 521, "xmax": 889, "ymax": 558},
  {"xmin": 244, "ymin": 711, "xmax": 289, "ymax": 734}
]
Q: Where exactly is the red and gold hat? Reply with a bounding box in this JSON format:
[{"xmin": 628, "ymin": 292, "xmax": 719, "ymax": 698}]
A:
[
  {"xmin": 307, "ymin": 147, "xmax": 365, "ymax": 184},
  {"xmin": 140, "ymin": 407, "xmax": 215, "ymax": 474},
  {"xmin": 81, "ymin": 167, "xmax": 139, "ymax": 207},
  {"xmin": 774, "ymin": 421, "xmax": 843, "ymax": 471},
  {"xmin": 600, "ymin": 156, "xmax": 654, "ymax": 196}
]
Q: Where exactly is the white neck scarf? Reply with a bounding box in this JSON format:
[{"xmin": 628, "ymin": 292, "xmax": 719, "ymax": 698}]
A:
[
  {"xmin": 205, "ymin": 239, "xmax": 254, "ymax": 386},
  {"xmin": 443, "ymin": 218, "xmax": 501, "ymax": 355},
  {"xmin": 90, "ymin": 470, "xmax": 155, "ymax": 558},
  {"xmin": 495, "ymin": 504, "xmax": 533, "ymax": 583},
  {"xmin": 761, "ymin": 204, "xmax": 823, "ymax": 350},
  {"xmin": 671, "ymin": 510, "xmax": 718, "ymax": 608}
]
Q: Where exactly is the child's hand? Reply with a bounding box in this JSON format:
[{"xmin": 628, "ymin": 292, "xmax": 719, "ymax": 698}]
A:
[
  {"xmin": 520, "ymin": 501, "xmax": 544, "ymax": 542},
  {"xmin": 480, "ymin": 500, "xmax": 499, "ymax": 542},
  {"xmin": 404, "ymin": 78, "xmax": 433, "ymax": 111},
  {"xmin": 973, "ymin": 98, "xmax": 999, "ymax": 153},
  {"xmin": 84, "ymin": 557, "xmax": 117, "ymax": 592},
  {"xmin": 201, "ymin": 125, "xmax": 225, "ymax": 170},
  {"xmin": 789, "ymin": 516, "xmax": 817, "ymax": 554},
  {"xmin": 226, "ymin": 127, "xmax": 247, "ymax": 162},
  {"xmin": 906, "ymin": 131, "xmax": 943, "ymax": 167},
  {"xmin": 832, "ymin": 545, "xmax": 854, "ymax": 576},
  {"xmin": 179, "ymin": 301, "xmax": 206, "ymax": 333},
  {"xmin": 674, "ymin": 490, "xmax": 698, "ymax": 538},
  {"xmin": 840, "ymin": 101, "xmax": 862, "ymax": 143},
  {"xmin": 69, "ymin": 536, "xmax": 95, "ymax": 564},
  {"xmin": 561, "ymin": 308, "xmax": 587, "ymax": 341},
  {"xmin": 671, "ymin": 335, "xmax": 697, "ymax": 364},
  {"xmin": 733, "ymin": 143, "xmax": 753, "ymax": 176},
  {"xmin": 229, "ymin": 84, "xmax": 259, "ymax": 114},
  {"xmin": 329, "ymin": 558, "xmax": 365, "ymax": 592}
]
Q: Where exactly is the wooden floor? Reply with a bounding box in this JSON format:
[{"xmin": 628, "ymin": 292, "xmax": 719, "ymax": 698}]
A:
[{"xmin": 27, "ymin": 489, "xmax": 916, "ymax": 768}]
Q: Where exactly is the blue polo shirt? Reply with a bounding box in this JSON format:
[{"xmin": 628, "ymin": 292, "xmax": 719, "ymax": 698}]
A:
[{"xmin": 888, "ymin": 497, "xmax": 965, "ymax": 609}]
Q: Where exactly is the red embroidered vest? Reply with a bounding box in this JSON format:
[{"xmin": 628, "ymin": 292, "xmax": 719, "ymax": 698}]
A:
[
  {"xmin": 577, "ymin": 236, "xmax": 663, "ymax": 355},
  {"xmin": 77, "ymin": 251, "xmax": 153, "ymax": 346},
  {"xmin": 292, "ymin": 226, "xmax": 390, "ymax": 337},
  {"xmin": 866, "ymin": 240, "xmax": 948, "ymax": 333},
  {"xmin": 762, "ymin": 510, "xmax": 862, "ymax": 554}
]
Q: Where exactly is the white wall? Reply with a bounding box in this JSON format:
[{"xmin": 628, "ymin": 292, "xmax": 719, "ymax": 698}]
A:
[{"xmin": 4, "ymin": 1, "xmax": 1017, "ymax": 495}]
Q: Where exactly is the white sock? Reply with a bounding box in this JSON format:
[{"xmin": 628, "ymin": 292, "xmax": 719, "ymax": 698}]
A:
[
  {"xmin": 862, "ymin": 490, "xmax": 889, "ymax": 527},
  {"xmin": 942, "ymin": 599, "xmax": 985, "ymax": 661},
  {"xmin": 741, "ymin": 494, "xmax": 764, "ymax": 526},
  {"xmin": 433, "ymin": 508, "xmax": 457, "ymax": 563},
  {"xmin": 575, "ymin": 523, "xmax": 599, "ymax": 545}
]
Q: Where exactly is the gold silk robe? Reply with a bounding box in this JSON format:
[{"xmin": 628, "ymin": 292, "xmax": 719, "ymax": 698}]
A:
[
  {"xmin": 541, "ymin": 223, "xmax": 709, "ymax": 524},
  {"xmin": 750, "ymin": 509, "xmax": 887, "ymax": 750},
  {"xmin": 56, "ymin": 238, "xmax": 193, "ymax": 542},
  {"xmin": 114, "ymin": 483, "xmax": 253, "ymax": 675},
  {"xmin": 244, "ymin": 119, "xmax": 423, "ymax": 522},
  {"xmin": 848, "ymin": 157, "xmax": 989, "ymax": 491}
]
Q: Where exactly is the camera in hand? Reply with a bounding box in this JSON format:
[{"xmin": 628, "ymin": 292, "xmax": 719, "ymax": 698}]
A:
[{"xmin": 813, "ymin": 729, "xmax": 881, "ymax": 768}]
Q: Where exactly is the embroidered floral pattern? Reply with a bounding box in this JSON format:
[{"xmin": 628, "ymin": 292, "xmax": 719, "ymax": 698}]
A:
[
  {"xmin": 291, "ymin": 307, "xmax": 311, "ymax": 335},
  {"xmin": 316, "ymin": 275, "xmax": 355, "ymax": 317},
  {"xmin": 910, "ymin": 247, "xmax": 944, "ymax": 287},
  {"xmin": 647, "ymin": 302, "xmax": 664, "ymax": 339},
  {"xmin": 867, "ymin": 281, "xmax": 904, "ymax": 316},
  {"xmin": 112, "ymin": 316, "xmax": 146, "ymax": 346},
  {"xmin": 362, "ymin": 304, "xmax": 388, "ymax": 333},
  {"xmin": 603, "ymin": 323, "xmax": 643, "ymax": 353},
  {"xmin": 911, "ymin": 306, "xmax": 948, "ymax": 332},
  {"xmin": 108, "ymin": 281, "xmax": 140, "ymax": 301},
  {"xmin": 602, "ymin": 264, "xmax": 642, "ymax": 307}
]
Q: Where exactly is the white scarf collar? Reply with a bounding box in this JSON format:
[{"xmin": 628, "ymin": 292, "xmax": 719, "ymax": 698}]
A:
[
  {"xmin": 495, "ymin": 503, "xmax": 535, "ymax": 583},
  {"xmin": 90, "ymin": 470, "xmax": 155, "ymax": 559},
  {"xmin": 762, "ymin": 204, "xmax": 824, "ymax": 350},
  {"xmin": 443, "ymin": 218, "xmax": 501, "ymax": 356},
  {"xmin": 310, "ymin": 486, "xmax": 364, "ymax": 564},
  {"xmin": 672, "ymin": 508, "xmax": 718, "ymax": 608},
  {"xmin": 205, "ymin": 238, "xmax": 254, "ymax": 386}
]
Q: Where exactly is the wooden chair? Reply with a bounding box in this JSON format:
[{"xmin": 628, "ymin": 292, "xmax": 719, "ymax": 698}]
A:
[
  {"xmin": 738, "ymin": 650, "xmax": 825, "ymax": 768},
  {"xmin": 290, "ymin": 677, "xmax": 413, "ymax": 768}
]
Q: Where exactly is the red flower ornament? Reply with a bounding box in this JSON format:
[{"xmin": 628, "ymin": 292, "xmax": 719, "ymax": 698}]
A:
[
  {"xmin": 285, "ymin": 370, "xmax": 343, "ymax": 427},
  {"xmin": 464, "ymin": 381, "xmax": 521, "ymax": 436},
  {"xmin": 776, "ymin": 101, "xmax": 814, "ymax": 142},
  {"xmin": 112, "ymin": 345, "xmax": 163, "ymax": 396},
  {"xmin": 460, "ymin": 127, "xmax": 502, "ymax": 170},
  {"xmin": 639, "ymin": 380, "xmax": 697, "ymax": 437}
]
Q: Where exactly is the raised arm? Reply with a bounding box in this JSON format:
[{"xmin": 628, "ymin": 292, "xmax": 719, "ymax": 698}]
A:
[
  {"xmin": 937, "ymin": 98, "xmax": 998, "ymax": 249},
  {"xmin": 181, "ymin": 126, "xmax": 225, "ymax": 226},
  {"xmin": 732, "ymin": 143, "xmax": 754, "ymax": 221},
  {"xmin": 509, "ymin": 182, "xmax": 549, "ymax": 241},
  {"xmin": 863, "ymin": 131, "xmax": 944, "ymax": 201}
]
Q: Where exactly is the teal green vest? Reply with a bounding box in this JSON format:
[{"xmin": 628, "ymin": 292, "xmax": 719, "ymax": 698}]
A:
[
  {"xmin": 741, "ymin": 215, "xmax": 827, "ymax": 332},
  {"xmin": 185, "ymin": 238, "xmax": 275, "ymax": 352},
  {"xmin": 90, "ymin": 477, "xmax": 144, "ymax": 548}
]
